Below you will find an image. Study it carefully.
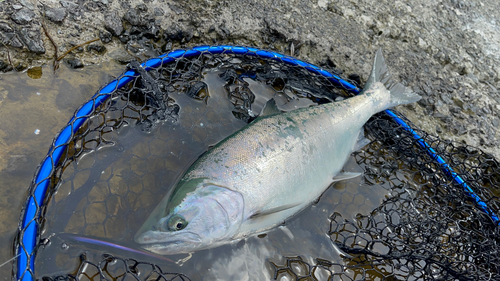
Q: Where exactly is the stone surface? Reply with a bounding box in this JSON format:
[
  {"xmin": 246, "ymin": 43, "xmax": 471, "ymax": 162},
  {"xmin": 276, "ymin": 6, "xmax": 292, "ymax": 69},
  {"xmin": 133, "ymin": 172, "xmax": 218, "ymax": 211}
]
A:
[
  {"xmin": 104, "ymin": 11, "xmax": 123, "ymax": 36},
  {"xmin": 108, "ymin": 48, "xmax": 134, "ymax": 64},
  {"xmin": 65, "ymin": 58, "xmax": 83, "ymax": 68},
  {"xmin": 19, "ymin": 27, "xmax": 45, "ymax": 54},
  {"xmin": 45, "ymin": 7, "xmax": 67, "ymax": 23},
  {"xmin": 11, "ymin": 8, "xmax": 35, "ymax": 25},
  {"xmin": 0, "ymin": 0, "xmax": 499, "ymax": 158}
]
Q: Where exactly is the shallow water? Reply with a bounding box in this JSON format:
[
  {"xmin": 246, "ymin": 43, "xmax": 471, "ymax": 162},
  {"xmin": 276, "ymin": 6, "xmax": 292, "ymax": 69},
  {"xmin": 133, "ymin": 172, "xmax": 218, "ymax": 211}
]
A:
[
  {"xmin": 1, "ymin": 62, "xmax": 391, "ymax": 280},
  {"xmin": 0, "ymin": 62, "xmax": 124, "ymax": 280}
]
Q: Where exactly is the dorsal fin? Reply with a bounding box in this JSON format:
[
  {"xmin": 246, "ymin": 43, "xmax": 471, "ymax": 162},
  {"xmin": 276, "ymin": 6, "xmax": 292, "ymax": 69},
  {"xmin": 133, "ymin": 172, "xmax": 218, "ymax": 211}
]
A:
[{"xmin": 259, "ymin": 98, "xmax": 281, "ymax": 117}]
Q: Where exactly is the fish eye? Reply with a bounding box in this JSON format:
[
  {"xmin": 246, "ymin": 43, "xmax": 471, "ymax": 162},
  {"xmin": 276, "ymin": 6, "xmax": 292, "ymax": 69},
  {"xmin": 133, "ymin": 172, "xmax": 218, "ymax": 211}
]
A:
[{"xmin": 167, "ymin": 214, "xmax": 188, "ymax": 231}]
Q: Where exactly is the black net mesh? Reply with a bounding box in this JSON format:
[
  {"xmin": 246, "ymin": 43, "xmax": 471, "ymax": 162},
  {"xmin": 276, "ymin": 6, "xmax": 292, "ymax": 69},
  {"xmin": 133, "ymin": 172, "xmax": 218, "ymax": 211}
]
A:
[{"xmin": 14, "ymin": 46, "xmax": 500, "ymax": 281}]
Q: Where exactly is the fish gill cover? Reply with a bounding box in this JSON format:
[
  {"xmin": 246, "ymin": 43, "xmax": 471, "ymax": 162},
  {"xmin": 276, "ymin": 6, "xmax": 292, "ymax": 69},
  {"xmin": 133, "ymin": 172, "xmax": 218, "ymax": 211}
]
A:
[{"xmin": 13, "ymin": 46, "xmax": 500, "ymax": 281}]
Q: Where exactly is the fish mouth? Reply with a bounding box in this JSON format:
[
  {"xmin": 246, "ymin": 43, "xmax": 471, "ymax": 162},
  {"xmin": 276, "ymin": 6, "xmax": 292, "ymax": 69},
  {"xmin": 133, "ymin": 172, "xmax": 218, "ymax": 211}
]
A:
[
  {"xmin": 135, "ymin": 230, "xmax": 202, "ymax": 246},
  {"xmin": 135, "ymin": 230, "xmax": 203, "ymax": 255}
]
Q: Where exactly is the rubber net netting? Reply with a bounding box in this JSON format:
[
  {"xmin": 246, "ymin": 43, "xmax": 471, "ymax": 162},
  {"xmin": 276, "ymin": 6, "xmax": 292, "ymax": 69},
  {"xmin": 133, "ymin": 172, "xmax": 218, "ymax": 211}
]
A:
[{"xmin": 14, "ymin": 47, "xmax": 500, "ymax": 281}]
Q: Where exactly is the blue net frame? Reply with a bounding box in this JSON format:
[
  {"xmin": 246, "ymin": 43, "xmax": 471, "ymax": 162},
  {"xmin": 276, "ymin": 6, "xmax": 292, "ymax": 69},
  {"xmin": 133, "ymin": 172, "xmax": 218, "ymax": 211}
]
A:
[{"xmin": 13, "ymin": 45, "xmax": 500, "ymax": 281}]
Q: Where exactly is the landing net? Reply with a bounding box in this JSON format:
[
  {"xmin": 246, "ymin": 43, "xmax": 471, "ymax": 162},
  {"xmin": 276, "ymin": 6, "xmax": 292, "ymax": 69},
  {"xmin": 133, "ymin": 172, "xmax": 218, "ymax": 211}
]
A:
[{"xmin": 14, "ymin": 46, "xmax": 500, "ymax": 281}]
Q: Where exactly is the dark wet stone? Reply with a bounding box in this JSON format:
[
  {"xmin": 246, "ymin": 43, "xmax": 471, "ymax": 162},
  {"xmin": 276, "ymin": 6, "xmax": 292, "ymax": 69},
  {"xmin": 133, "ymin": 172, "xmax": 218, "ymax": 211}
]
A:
[
  {"xmin": 45, "ymin": 7, "xmax": 67, "ymax": 23},
  {"xmin": 0, "ymin": 22, "xmax": 14, "ymax": 33},
  {"xmin": 99, "ymin": 29, "xmax": 112, "ymax": 43},
  {"xmin": 60, "ymin": 0, "xmax": 79, "ymax": 14},
  {"xmin": 66, "ymin": 58, "xmax": 83, "ymax": 69},
  {"xmin": 11, "ymin": 8, "xmax": 36, "ymax": 25},
  {"xmin": 153, "ymin": 7, "xmax": 164, "ymax": 16},
  {"xmin": 3, "ymin": 33, "xmax": 24, "ymax": 48},
  {"xmin": 0, "ymin": 60, "xmax": 9, "ymax": 71},
  {"xmin": 219, "ymin": 24, "xmax": 230, "ymax": 37},
  {"xmin": 136, "ymin": 4, "xmax": 148, "ymax": 12},
  {"xmin": 161, "ymin": 41, "xmax": 172, "ymax": 53},
  {"xmin": 492, "ymin": 118, "xmax": 500, "ymax": 128},
  {"xmin": 87, "ymin": 44, "xmax": 106, "ymax": 54},
  {"xmin": 104, "ymin": 11, "xmax": 123, "ymax": 36},
  {"xmin": 109, "ymin": 48, "xmax": 134, "ymax": 64},
  {"xmin": 20, "ymin": 0, "xmax": 35, "ymax": 10},
  {"xmin": 168, "ymin": 3, "xmax": 184, "ymax": 14},
  {"xmin": 19, "ymin": 27, "xmax": 45, "ymax": 54},
  {"xmin": 123, "ymin": 8, "xmax": 142, "ymax": 26},
  {"xmin": 164, "ymin": 24, "xmax": 192, "ymax": 42}
]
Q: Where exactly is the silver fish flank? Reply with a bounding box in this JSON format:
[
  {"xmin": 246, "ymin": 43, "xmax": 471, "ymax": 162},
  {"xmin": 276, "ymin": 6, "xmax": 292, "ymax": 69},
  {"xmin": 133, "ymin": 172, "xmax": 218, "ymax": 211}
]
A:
[{"xmin": 135, "ymin": 49, "xmax": 421, "ymax": 255}]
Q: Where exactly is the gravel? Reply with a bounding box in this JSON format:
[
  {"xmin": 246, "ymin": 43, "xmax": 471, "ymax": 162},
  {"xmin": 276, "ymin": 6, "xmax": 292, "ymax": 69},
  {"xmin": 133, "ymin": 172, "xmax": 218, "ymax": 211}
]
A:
[{"xmin": 0, "ymin": 0, "xmax": 499, "ymax": 158}]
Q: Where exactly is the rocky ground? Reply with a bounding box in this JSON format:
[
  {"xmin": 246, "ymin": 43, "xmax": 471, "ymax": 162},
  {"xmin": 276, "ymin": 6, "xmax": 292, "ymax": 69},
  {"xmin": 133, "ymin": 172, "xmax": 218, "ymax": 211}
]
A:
[{"xmin": 1, "ymin": 0, "xmax": 500, "ymax": 159}]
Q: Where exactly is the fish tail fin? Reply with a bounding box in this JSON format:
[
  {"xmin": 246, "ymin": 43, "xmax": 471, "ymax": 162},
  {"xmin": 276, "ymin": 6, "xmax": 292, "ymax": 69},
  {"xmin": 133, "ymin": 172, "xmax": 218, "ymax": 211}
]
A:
[{"xmin": 364, "ymin": 49, "xmax": 421, "ymax": 110}]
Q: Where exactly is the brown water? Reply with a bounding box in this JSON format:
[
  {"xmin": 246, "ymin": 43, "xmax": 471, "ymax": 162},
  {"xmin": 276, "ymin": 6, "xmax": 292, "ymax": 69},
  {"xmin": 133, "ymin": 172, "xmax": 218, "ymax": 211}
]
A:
[{"xmin": 0, "ymin": 61, "xmax": 124, "ymax": 280}]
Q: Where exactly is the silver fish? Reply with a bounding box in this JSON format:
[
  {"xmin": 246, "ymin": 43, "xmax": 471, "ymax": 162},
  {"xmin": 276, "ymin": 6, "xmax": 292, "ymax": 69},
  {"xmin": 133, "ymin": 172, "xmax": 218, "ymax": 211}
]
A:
[{"xmin": 135, "ymin": 49, "xmax": 421, "ymax": 255}]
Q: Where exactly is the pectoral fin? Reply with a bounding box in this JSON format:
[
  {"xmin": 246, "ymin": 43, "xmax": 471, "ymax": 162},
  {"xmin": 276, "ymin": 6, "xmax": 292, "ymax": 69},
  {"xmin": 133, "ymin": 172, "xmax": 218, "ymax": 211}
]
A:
[
  {"xmin": 332, "ymin": 172, "xmax": 362, "ymax": 183},
  {"xmin": 250, "ymin": 203, "xmax": 301, "ymax": 219}
]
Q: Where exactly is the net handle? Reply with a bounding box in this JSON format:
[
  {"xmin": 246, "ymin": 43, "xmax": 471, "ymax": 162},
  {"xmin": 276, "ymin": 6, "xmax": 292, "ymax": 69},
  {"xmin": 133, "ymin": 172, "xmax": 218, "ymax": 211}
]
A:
[{"xmin": 15, "ymin": 45, "xmax": 498, "ymax": 281}]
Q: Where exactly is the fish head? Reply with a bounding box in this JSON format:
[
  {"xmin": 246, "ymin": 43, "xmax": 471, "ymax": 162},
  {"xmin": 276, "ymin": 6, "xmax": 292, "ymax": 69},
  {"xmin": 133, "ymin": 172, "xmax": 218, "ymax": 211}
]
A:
[{"xmin": 135, "ymin": 182, "xmax": 245, "ymax": 255}]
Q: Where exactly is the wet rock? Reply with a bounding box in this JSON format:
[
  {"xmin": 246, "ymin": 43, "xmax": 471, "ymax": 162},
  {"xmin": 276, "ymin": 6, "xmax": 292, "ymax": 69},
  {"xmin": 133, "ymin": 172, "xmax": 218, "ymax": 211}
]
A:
[
  {"xmin": 104, "ymin": 11, "xmax": 123, "ymax": 36},
  {"xmin": 108, "ymin": 48, "xmax": 134, "ymax": 64},
  {"xmin": 65, "ymin": 58, "xmax": 83, "ymax": 69},
  {"xmin": 164, "ymin": 24, "xmax": 193, "ymax": 42},
  {"xmin": 0, "ymin": 22, "xmax": 14, "ymax": 33},
  {"xmin": 99, "ymin": 30, "xmax": 112, "ymax": 43},
  {"xmin": 11, "ymin": 8, "xmax": 36, "ymax": 25},
  {"xmin": 60, "ymin": 0, "xmax": 79, "ymax": 14},
  {"xmin": 153, "ymin": 7, "xmax": 164, "ymax": 16},
  {"xmin": 45, "ymin": 7, "xmax": 67, "ymax": 23},
  {"xmin": 20, "ymin": 0, "xmax": 35, "ymax": 10},
  {"xmin": 19, "ymin": 27, "xmax": 45, "ymax": 54},
  {"xmin": 0, "ymin": 22, "xmax": 24, "ymax": 48},
  {"xmin": 123, "ymin": 8, "xmax": 142, "ymax": 26},
  {"xmin": 0, "ymin": 60, "xmax": 9, "ymax": 72},
  {"xmin": 87, "ymin": 44, "xmax": 106, "ymax": 54}
]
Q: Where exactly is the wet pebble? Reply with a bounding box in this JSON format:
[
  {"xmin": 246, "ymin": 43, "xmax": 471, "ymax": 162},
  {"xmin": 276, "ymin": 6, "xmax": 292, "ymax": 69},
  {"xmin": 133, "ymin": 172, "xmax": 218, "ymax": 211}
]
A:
[
  {"xmin": 154, "ymin": 7, "xmax": 164, "ymax": 16},
  {"xmin": 45, "ymin": 7, "xmax": 68, "ymax": 23},
  {"xmin": 87, "ymin": 44, "xmax": 106, "ymax": 54},
  {"xmin": 65, "ymin": 58, "xmax": 84, "ymax": 69},
  {"xmin": 0, "ymin": 61, "xmax": 9, "ymax": 72},
  {"xmin": 19, "ymin": 27, "xmax": 45, "ymax": 54},
  {"xmin": 104, "ymin": 11, "xmax": 123, "ymax": 36},
  {"xmin": 99, "ymin": 29, "xmax": 112, "ymax": 43},
  {"xmin": 19, "ymin": 0, "xmax": 35, "ymax": 10},
  {"xmin": 60, "ymin": 0, "xmax": 79, "ymax": 14},
  {"xmin": 11, "ymin": 8, "xmax": 35, "ymax": 25},
  {"xmin": 123, "ymin": 8, "xmax": 142, "ymax": 26}
]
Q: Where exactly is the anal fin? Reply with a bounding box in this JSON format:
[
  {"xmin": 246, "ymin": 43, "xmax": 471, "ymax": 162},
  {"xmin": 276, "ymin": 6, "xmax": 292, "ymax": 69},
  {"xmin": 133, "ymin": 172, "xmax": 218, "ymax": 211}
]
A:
[{"xmin": 332, "ymin": 172, "xmax": 362, "ymax": 183}]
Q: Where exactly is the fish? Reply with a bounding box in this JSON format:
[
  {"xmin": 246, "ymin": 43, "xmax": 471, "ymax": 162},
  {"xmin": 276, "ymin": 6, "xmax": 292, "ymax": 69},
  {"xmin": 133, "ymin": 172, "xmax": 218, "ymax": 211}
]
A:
[{"xmin": 134, "ymin": 49, "xmax": 421, "ymax": 255}]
